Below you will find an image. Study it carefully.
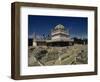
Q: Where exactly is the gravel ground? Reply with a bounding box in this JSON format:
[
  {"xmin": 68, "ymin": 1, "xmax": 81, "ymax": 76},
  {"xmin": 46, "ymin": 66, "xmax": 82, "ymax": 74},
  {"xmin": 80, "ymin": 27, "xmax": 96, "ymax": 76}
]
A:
[{"xmin": 28, "ymin": 44, "xmax": 88, "ymax": 66}]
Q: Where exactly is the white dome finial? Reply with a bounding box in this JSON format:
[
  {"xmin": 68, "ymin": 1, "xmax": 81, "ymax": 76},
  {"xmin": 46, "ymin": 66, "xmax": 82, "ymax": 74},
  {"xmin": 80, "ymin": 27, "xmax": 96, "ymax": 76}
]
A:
[{"xmin": 55, "ymin": 24, "xmax": 65, "ymax": 30}]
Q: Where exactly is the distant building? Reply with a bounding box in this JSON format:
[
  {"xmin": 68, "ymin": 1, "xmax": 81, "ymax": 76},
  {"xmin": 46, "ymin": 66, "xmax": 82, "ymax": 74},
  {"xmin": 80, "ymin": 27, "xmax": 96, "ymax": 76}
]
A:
[{"xmin": 32, "ymin": 24, "xmax": 74, "ymax": 47}]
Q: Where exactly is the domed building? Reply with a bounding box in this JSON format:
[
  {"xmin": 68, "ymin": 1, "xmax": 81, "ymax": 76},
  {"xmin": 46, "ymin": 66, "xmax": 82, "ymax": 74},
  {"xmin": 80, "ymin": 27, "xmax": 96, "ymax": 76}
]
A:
[
  {"xmin": 32, "ymin": 24, "xmax": 73, "ymax": 47},
  {"xmin": 51, "ymin": 24, "xmax": 69, "ymax": 40},
  {"xmin": 46, "ymin": 24, "xmax": 73, "ymax": 46}
]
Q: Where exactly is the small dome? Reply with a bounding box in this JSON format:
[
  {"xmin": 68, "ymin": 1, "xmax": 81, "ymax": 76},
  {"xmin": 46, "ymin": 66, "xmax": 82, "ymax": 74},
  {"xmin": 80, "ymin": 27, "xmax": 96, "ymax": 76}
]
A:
[{"xmin": 55, "ymin": 24, "xmax": 65, "ymax": 30}]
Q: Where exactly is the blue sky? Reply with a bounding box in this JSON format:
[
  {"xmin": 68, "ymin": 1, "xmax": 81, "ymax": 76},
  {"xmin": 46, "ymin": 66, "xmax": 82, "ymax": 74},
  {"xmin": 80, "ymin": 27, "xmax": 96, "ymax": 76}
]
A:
[{"xmin": 28, "ymin": 15, "xmax": 88, "ymax": 39}]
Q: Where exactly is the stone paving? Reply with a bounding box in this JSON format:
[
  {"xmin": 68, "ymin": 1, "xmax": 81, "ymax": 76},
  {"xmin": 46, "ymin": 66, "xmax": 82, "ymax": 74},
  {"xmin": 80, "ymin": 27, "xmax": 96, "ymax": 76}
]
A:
[{"xmin": 28, "ymin": 44, "xmax": 88, "ymax": 66}]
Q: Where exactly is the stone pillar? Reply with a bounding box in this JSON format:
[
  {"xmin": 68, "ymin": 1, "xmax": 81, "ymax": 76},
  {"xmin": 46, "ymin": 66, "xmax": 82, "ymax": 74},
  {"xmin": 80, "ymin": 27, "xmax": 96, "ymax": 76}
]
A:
[{"xmin": 33, "ymin": 40, "xmax": 37, "ymax": 47}]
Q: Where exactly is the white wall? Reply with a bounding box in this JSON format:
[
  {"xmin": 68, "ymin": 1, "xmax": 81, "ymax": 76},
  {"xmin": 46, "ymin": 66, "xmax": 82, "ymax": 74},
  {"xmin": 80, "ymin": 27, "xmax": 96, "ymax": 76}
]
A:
[
  {"xmin": 0, "ymin": 0, "xmax": 100, "ymax": 82},
  {"xmin": 52, "ymin": 35, "xmax": 68, "ymax": 40}
]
